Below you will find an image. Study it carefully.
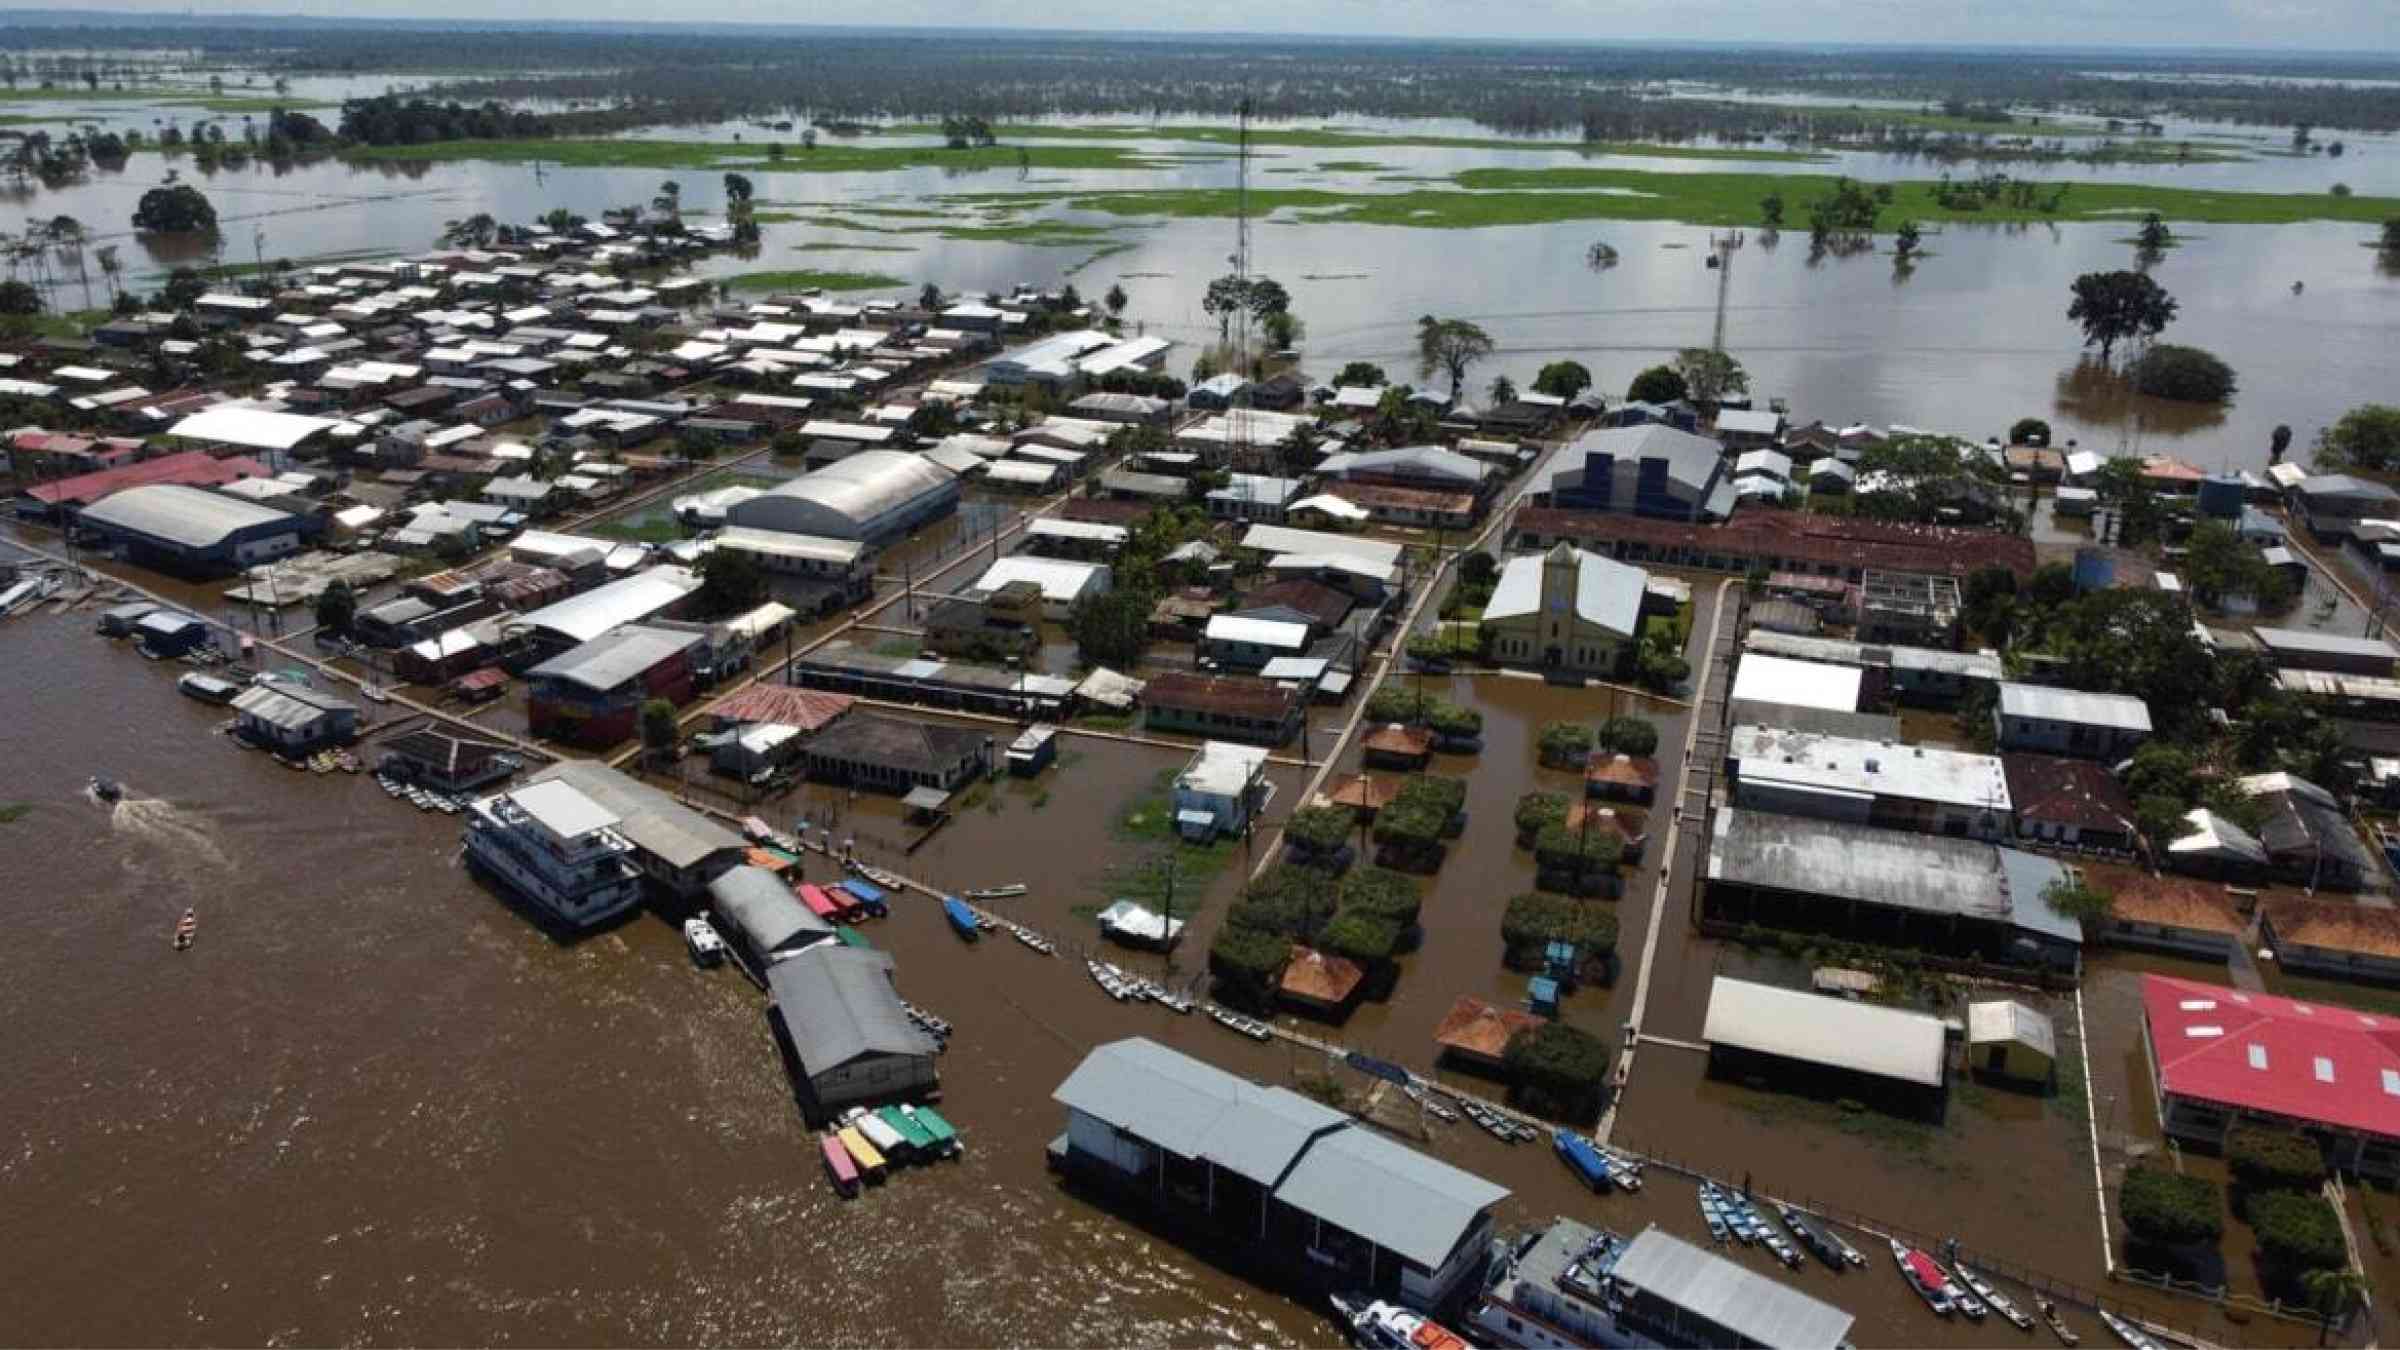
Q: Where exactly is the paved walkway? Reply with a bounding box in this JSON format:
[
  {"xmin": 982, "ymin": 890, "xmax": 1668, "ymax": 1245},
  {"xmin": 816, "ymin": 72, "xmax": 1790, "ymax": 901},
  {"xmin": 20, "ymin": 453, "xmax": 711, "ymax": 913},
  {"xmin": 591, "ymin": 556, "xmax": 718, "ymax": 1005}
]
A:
[{"xmin": 1596, "ymin": 575, "xmax": 1740, "ymax": 1147}]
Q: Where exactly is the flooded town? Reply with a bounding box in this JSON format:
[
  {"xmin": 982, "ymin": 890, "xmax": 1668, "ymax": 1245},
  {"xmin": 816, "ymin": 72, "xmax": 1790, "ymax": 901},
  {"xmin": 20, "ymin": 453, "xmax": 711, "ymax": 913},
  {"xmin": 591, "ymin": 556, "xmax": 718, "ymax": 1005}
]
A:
[{"xmin": 4, "ymin": 15, "xmax": 2400, "ymax": 1350}]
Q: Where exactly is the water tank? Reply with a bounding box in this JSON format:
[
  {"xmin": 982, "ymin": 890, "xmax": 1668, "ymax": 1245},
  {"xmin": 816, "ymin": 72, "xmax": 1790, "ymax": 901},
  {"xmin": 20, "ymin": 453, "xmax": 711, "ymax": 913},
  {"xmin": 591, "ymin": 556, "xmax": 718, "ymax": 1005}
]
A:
[
  {"xmin": 2073, "ymin": 546, "xmax": 2115, "ymax": 593},
  {"xmin": 2198, "ymin": 473, "xmax": 2245, "ymax": 520}
]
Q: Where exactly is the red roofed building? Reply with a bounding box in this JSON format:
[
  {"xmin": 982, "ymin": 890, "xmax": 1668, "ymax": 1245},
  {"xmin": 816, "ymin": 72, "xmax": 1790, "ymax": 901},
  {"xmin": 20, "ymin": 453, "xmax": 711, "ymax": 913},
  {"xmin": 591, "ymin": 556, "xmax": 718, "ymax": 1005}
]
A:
[
  {"xmin": 1513, "ymin": 505, "xmax": 2037, "ymax": 582},
  {"xmin": 22, "ymin": 448, "xmax": 270, "ymax": 514},
  {"xmin": 2140, "ymin": 973, "xmax": 2400, "ymax": 1181}
]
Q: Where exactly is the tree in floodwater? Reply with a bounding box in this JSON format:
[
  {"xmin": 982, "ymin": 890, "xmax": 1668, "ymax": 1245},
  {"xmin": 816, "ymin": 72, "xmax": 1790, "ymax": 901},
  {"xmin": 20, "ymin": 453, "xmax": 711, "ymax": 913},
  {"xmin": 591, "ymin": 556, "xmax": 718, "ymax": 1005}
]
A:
[
  {"xmin": 2270, "ymin": 423, "xmax": 2292, "ymax": 464},
  {"xmin": 131, "ymin": 183, "xmax": 216, "ymax": 234},
  {"xmin": 2137, "ymin": 212, "xmax": 2173, "ymax": 254},
  {"xmin": 1626, "ymin": 364, "xmax": 1686, "ymax": 404},
  {"xmin": 1487, "ymin": 374, "xmax": 1517, "ymax": 407},
  {"xmin": 1670, "ymin": 347, "xmax": 1747, "ymax": 407},
  {"xmin": 1104, "ymin": 282, "xmax": 1127, "ymax": 318},
  {"xmin": 1533, "ymin": 360, "xmax": 1591, "ymax": 399},
  {"xmin": 1415, "ymin": 315, "xmax": 1495, "ymax": 402},
  {"xmin": 2067, "ymin": 269, "xmax": 2177, "ymax": 365},
  {"xmin": 1759, "ymin": 191, "xmax": 1784, "ymax": 227},
  {"xmin": 1585, "ymin": 239, "xmax": 1617, "ymax": 270},
  {"xmin": 1894, "ymin": 220, "xmax": 1922, "ymax": 261}
]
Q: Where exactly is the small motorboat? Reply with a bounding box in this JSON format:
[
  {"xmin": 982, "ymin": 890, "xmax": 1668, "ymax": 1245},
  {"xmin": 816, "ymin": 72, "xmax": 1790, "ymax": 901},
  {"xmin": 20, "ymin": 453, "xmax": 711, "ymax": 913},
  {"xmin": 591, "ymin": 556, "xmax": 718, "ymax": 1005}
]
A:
[
  {"xmin": 965, "ymin": 884, "xmax": 1026, "ymax": 900},
  {"xmin": 2039, "ymin": 1297, "xmax": 2081, "ymax": 1346},
  {"xmin": 1893, "ymin": 1239, "xmax": 1957, "ymax": 1317},
  {"xmin": 1332, "ymin": 1295, "xmax": 1469, "ymax": 1350},
  {"xmin": 359, "ymin": 681, "xmax": 391, "ymax": 705},
  {"xmin": 89, "ymin": 775, "xmax": 123, "ymax": 804},
  {"xmin": 1698, "ymin": 1186, "xmax": 1731, "ymax": 1244},
  {"xmin": 172, "ymin": 907, "xmax": 197, "ymax": 951},
  {"xmin": 684, "ymin": 918, "xmax": 726, "ymax": 967}
]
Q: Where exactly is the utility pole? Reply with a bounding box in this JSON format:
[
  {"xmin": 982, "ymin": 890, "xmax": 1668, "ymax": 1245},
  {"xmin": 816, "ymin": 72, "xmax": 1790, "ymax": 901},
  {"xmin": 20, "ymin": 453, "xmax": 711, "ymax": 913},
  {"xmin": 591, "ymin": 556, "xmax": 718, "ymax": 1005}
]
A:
[{"xmin": 1709, "ymin": 229, "xmax": 1743, "ymax": 356}]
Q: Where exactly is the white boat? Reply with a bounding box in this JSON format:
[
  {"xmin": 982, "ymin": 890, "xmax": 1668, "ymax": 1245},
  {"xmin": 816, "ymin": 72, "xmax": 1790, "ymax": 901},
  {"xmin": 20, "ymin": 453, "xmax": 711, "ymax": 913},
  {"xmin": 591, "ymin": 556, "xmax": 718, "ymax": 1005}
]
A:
[
  {"xmin": 1332, "ymin": 1295, "xmax": 1470, "ymax": 1350},
  {"xmin": 1955, "ymin": 1261, "xmax": 2033, "ymax": 1330},
  {"xmin": 965, "ymin": 884, "xmax": 1026, "ymax": 899},
  {"xmin": 2097, "ymin": 1310, "xmax": 2161, "ymax": 1350},
  {"xmin": 359, "ymin": 681, "xmax": 391, "ymax": 705},
  {"xmin": 684, "ymin": 918, "xmax": 726, "ymax": 966}
]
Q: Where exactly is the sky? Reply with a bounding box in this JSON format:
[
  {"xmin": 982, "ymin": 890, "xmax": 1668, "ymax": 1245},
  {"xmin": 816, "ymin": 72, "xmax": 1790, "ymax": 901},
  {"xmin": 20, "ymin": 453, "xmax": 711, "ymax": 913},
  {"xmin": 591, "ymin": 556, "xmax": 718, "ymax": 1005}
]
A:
[{"xmin": 21, "ymin": 0, "xmax": 2400, "ymax": 52}]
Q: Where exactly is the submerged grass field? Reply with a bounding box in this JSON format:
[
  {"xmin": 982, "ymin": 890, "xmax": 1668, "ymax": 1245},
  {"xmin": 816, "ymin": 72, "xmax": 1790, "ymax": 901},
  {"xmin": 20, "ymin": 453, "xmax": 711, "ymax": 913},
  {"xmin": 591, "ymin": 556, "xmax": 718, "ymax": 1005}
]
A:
[
  {"xmin": 932, "ymin": 169, "xmax": 2400, "ymax": 231},
  {"xmin": 344, "ymin": 137, "xmax": 1222, "ymax": 174},
  {"xmin": 724, "ymin": 268, "xmax": 907, "ymax": 293},
  {"xmin": 890, "ymin": 120, "xmax": 1830, "ymax": 162}
]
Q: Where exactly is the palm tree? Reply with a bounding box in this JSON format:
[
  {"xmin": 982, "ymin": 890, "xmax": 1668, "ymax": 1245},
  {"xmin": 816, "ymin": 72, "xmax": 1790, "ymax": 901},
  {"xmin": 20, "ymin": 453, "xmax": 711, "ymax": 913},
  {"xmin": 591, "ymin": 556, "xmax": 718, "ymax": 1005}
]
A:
[
  {"xmin": 47, "ymin": 215, "xmax": 90, "ymax": 311},
  {"xmin": 93, "ymin": 243, "xmax": 120, "ymax": 306},
  {"xmin": 2301, "ymin": 1267, "xmax": 2366, "ymax": 1346}
]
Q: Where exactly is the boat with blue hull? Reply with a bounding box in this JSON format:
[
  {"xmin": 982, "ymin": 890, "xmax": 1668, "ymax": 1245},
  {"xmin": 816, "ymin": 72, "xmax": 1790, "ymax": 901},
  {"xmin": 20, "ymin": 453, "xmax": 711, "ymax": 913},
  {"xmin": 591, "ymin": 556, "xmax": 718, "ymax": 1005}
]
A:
[{"xmin": 941, "ymin": 896, "xmax": 981, "ymax": 941}]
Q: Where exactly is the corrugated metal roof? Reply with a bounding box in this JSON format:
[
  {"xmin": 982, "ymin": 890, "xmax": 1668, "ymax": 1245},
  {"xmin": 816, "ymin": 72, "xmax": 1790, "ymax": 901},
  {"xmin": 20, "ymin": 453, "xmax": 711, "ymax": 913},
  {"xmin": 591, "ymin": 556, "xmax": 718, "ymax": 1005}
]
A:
[
  {"xmin": 1481, "ymin": 544, "xmax": 1645, "ymax": 638},
  {"xmin": 1968, "ymin": 1000, "xmax": 2057, "ymax": 1059},
  {"xmin": 1204, "ymin": 614, "xmax": 1311, "ymax": 649},
  {"xmin": 1703, "ymin": 976, "xmax": 1946, "ymax": 1087},
  {"xmin": 516, "ymin": 566, "xmax": 701, "ymax": 645},
  {"xmin": 1611, "ymin": 1226, "xmax": 1856, "ymax": 1350},
  {"xmin": 530, "ymin": 760, "xmax": 743, "ymax": 871},
  {"xmin": 766, "ymin": 944, "xmax": 933, "ymax": 1071},
  {"xmin": 508, "ymin": 779, "xmax": 620, "ymax": 839},
  {"xmin": 1996, "ymin": 682, "xmax": 2153, "ymax": 733},
  {"xmin": 1052, "ymin": 1039, "xmax": 1507, "ymax": 1269},
  {"xmin": 1728, "ymin": 653, "xmax": 1863, "ymax": 713},
  {"xmin": 231, "ymin": 681, "xmax": 358, "ymax": 731},
  {"xmin": 708, "ymin": 865, "xmax": 834, "ymax": 955},
  {"xmin": 529, "ymin": 623, "xmax": 702, "ymax": 693},
  {"xmin": 1709, "ymin": 808, "xmax": 2079, "ymax": 950},
  {"xmin": 79, "ymin": 484, "xmax": 298, "ymax": 550},
  {"xmin": 167, "ymin": 405, "xmax": 338, "ymax": 451}
]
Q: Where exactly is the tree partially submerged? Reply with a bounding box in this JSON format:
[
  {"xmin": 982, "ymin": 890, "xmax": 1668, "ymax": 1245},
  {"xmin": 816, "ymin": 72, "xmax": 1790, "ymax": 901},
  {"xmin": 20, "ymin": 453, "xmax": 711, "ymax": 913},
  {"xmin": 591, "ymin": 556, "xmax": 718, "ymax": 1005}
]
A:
[
  {"xmin": 1502, "ymin": 1022, "xmax": 1611, "ymax": 1123},
  {"xmin": 2119, "ymin": 1165, "xmax": 2224, "ymax": 1249},
  {"xmin": 1537, "ymin": 720, "xmax": 1597, "ymax": 769},
  {"xmin": 1500, "ymin": 890, "xmax": 1619, "ymax": 970},
  {"xmin": 2227, "ymin": 1127, "xmax": 2328, "ymax": 1193}
]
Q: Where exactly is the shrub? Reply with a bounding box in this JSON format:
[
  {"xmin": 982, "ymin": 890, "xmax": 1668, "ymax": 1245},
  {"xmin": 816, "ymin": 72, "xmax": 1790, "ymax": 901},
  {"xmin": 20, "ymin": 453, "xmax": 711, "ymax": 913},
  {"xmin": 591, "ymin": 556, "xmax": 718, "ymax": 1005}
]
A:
[
  {"xmin": 1514, "ymin": 791, "xmax": 1571, "ymax": 846},
  {"xmin": 1597, "ymin": 716, "xmax": 1659, "ymax": 756},
  {"xmin": 1284, "ymin": 803, "xmax": 1355, "ymax": 856},
  {"xmin": 1534, "ymin": 820, "xmax": 1624, "ymax": 885},
  {"xmin": 2247, "ymin": 1190, "xmax": 2347, "ymax": 1272},
  {"xmin": 1318, "ymin": 910, "xmax": 1402, "ymax": 966},
  {"xmin": 1538, "ymin": 720, "xmax": 1597, "ymax": 769},
  {"xmin": 1238, "ymin": 865, "xmax": 1340, "ymax": 937},
  {"xmin": 1337, "ymin": 866, "xmax": 1422, "ymax": 930},
  {"xmin": 2120, "ymin": 1165, "xmax": 2225, "ymax": 1248},
  {"xmin": 1500, "ymin": 891, "xmax": 1620, "ymax": 969},
  {"xmin": 1362, "ymin": 686, "xmax": 1483, "ymax": 740},
  {"xmin": 1208, "ymin": 925, "xmax": 1292, "ymax": 1011},
  {"xmin": 2130, "ymin": 344, "xmax": 2237, "ymax": 404},
  {"xmin": 1503, "ymin": 1022, "xmax": 1612, "ymax": 1123},
  {"xmin": 2228, "ymin": 1128, "xmax": 2328, "ymax": 1193}
]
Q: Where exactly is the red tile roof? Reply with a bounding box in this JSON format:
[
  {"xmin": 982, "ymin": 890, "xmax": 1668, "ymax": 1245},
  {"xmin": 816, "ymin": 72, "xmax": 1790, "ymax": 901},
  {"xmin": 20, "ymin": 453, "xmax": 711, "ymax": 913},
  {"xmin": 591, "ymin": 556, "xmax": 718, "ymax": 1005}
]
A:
[
  {"xmin": 1143, "ymin": 670, "xmax": 1301, "ymax": 721},
  {"xmin": 2142, "ymin": 973, "xmax": 2400, "ymax": 1140},
  {"xmin": 2263, "ymin": 895, "xmax": 2400, "ymax": 961},
  {"xmin": 1433, "ymin": 995, "xmax": 1542, "ymax": 1063},
  {"xmin": 707, "ymin": 685, "xmax": 856, "ymax": 733},
  {"xmin": 2002, "ymin": 754, "xmax": 2138, "ymax": 834},
  {"xmin": 26, "ymin": 448, "xmax": 270, "ymax": 507},
  {"xmin": 1279, "ymin": 946, "xmax": 1365, "ymax": 1006}
]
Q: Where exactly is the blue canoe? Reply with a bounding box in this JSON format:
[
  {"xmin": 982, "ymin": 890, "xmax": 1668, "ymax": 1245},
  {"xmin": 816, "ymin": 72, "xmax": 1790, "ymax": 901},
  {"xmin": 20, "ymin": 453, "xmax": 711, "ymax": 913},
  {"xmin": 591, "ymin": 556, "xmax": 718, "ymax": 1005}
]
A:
[
  {"xmin": 941, "ymin": 897, "xmax": 981, "ymax": 941},
  {"xmin": 836, "ymin": 878, "xmax": 889, "ymax": 917}
]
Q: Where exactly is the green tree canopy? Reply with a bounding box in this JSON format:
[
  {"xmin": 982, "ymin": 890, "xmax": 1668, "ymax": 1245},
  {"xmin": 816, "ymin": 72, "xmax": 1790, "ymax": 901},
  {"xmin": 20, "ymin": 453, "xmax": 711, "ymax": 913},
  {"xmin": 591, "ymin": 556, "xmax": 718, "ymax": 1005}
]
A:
[
  {"xmin": 132, "ymin": 183, "xmax": 217, "ymax": 233},
  {"xmin": 1626, "ymin": 365, "xmax": 1687, "ymax": 405},
  {"xmin": 2119, "ymin": 1165, "xmax": 2225, "ymax": 1248},
  {"xmin": 1208, "ymin": 924, "xmax": 1292, "ymax": 1011},
  {"xmin": 1500, "ymin": 890, "xmax": 1619, "ymax": 969},
  {"xmin": 2009, "ymin": 417, "xmax": 2052, "ymax": 445},
  {"xmin": 314, "ymin": 578, "xmax": 357, "ymax": 634},
  {"xmin": 1066, "ymin": 587, "xmax": 1151, "ymax": 668},
  {"xmin": 1416, "ymin": 315, "xmax": 1496, "ymax": 400},
  {"xmin": 1671, "ymin": 347, "xmax": 1748, "ymax": 406},
  {"xmin": 2316, "ymin": 404, "xmax": 2400, "ymax": 473},
  {"xmin": 1514, "ymin": 791, "xmax": 1571, "ymax": 845},
  {"xmin": 639, "ymin": 698, "xmax": 679, "ymax": 754},
  {"xmin": 0, "ymin": 279, "xmax": 40, "ymax": 317},
  {"xmin": 2227, "ymin": 1128, "xmax": 2328, "ymax": 1193},
  {"xmin": 2130, "ymin": 344, "xmax": 2237, "ymax": 404},
  {"xmin": 2246, "ymin": 1190, "xmax": 2347, "ymax": 1272},
  {"xmin": 1333, "ymin": 360, "xmax": 1386, "ymax": 388},
  {"xmin": 1502, "ymin": 1022, "xmax": 1612, "ymax": 1123},
  {"xmin": 1597, "ymin": 715, "xmax": 1659, "ymax": 756},
  {"xmin": 1537, "ymin": 720, "xmax": 1597, "ymax": 769},
  {"xmin": 1317, "ymin": 910, "xmax": 1402, "ymax": 967},
  {"xmin": 2067, "ymin": 269, "xmax": 2178, "ymax": 364},
  {"xmin": 694, "ymin": 545, "xmax": 766, "ymax": 616},
  {"xmin": 1284, "ymin": 803, "xmax": 1357, "ymax": 856},
  {"xmin": 1532, "ymin": 360, "xmax": 1592, "ymax": 399}
]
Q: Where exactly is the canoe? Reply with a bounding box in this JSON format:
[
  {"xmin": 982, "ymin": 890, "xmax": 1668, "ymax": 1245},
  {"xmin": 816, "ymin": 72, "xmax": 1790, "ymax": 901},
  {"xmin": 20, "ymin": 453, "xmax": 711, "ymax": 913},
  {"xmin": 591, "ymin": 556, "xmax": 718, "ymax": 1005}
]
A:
[
  {"xmin": 910, "ymin": 1104, "xmax": 963, "ymax": 1156},
  {"xmin": 836, "ymin": 1126, "xmax": 885, "ymax": 1177},
  {"xmin": 878, "ymin": 1105, "xmax": 937, "ymax": 1153},
  {"xmin": 941, "ymin": 897, "xmax": 981, "ymax": 941},
  {"xmin": 821, "ymin": 1133, "xmax": 860, "ymax": 1197},
  {"xmin": 850, "ymin": 1108, "xmax": 908, "ymax": 1159}
]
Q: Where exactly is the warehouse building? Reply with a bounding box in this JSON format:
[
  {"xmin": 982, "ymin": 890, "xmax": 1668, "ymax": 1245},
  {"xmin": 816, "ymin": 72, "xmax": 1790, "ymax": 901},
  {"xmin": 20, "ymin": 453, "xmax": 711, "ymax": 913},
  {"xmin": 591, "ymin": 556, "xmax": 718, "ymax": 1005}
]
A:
[
  {"xmin": 766, "ymin": 945, "xmax": 939, "ymax": 1124},
  {"xmin": 2260, "ymin": 895, "xmax": 2400, "ymax": 983},
  {"xmin": 1704, "ymin": 808, "xmax": 2083, "ymax": 973},
  {"xmin": 800, "ymin": 713, "xmax": 991, "ymax": 797},
  {"xmin": 2141, "ymin": 974, "xmax": 2400, "ymax": 1182},
  {"xmin": 965, "ymin": 555, "xmax": 1111, "ymax": 621},
  {"xmin": 1051, "ymin": 1038, "xmax": 1508, "ymax": 1311},
  {"xmin": 708, "ymin": 864, "xmax": 836, "ymax": 965},
  {"xmin": 77, "ymin": 484, "xmax": 310, "ymax": 577},
  {"xmin": 1702, "ymin": 976, "xmax": 1949, "ymax": 1118},
  {"xmin": 1993, "ymin": 682, "xmax": 2152, "ymax": 759},
  {"xmin": 230, "ymin": 682, "xmax": 361, "ymax": 754},
  {"xmin": 2250, "ymin": 626, "xmax": 2399, "ymax": 677},
  {"xmin": 508, "ymin": 565, "xmax": 702, "ymax": 663},
  {"xmin": 724, "ymin": 449, "xmax": 959, "ymax": 543},
  {"xmin": 1726, "ymin": 724, "xmax": 2010, "ymax": 840},
  {"xmin": 526, "ymin": 623, "xmax": 705, "ymax": 746}
]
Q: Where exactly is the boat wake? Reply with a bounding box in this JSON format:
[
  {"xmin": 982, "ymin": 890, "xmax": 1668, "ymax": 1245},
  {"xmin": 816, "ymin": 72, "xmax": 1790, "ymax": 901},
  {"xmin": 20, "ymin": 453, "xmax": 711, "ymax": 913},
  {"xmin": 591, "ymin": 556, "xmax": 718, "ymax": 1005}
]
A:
[{"xmin": 108, "ymin": 797, "xmax": 230, "ymax": 871}]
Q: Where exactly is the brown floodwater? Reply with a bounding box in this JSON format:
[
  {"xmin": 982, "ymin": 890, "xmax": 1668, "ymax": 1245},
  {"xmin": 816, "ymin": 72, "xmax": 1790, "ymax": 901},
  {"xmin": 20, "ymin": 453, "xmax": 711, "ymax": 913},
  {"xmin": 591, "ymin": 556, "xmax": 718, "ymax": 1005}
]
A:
[{"xmin": 0, "ymin": 553, "xmax": 2342, "ymax": 1347}]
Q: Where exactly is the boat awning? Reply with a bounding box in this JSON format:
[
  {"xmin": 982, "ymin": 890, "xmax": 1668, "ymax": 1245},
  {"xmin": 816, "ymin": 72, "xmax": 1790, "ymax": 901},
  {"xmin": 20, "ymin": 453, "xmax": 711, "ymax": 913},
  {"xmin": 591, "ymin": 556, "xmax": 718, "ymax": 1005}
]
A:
[
  {"xmin": 835, "ymin": 879, "xmax": 885, "ymax": 905},
  {"xmin": 902, "ymin": 785, "xmax": 951, "ymax": 812}
]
